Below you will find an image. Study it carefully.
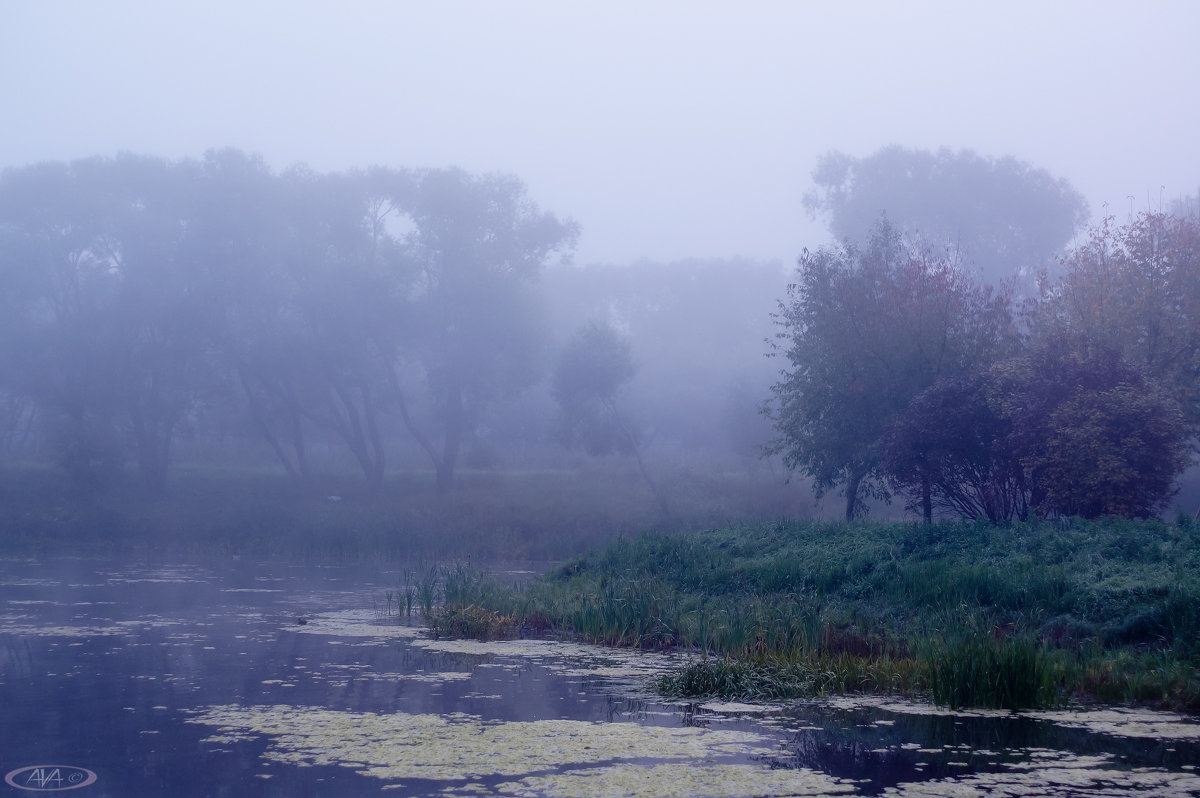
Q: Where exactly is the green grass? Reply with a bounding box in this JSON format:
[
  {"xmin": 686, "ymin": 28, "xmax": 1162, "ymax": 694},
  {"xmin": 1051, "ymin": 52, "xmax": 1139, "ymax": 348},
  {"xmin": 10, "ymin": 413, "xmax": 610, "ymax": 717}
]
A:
[{"xmin": 461, "ymin": 517, "xmax": 1200, "ymax": 710}]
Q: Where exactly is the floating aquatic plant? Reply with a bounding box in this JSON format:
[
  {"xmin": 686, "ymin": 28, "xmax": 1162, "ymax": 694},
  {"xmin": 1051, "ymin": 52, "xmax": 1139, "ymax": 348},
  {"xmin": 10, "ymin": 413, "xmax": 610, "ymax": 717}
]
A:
[{"xmin": 185, "ymin": 703, "xmax": 856, "ymax": 796}]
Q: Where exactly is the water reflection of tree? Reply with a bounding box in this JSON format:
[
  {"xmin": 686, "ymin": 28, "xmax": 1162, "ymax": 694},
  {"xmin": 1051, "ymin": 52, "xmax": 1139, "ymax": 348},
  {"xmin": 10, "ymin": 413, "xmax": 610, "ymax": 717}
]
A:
[{"xmin": 773, "ymin": 706, "xmax": 1200, "ymax": 790}]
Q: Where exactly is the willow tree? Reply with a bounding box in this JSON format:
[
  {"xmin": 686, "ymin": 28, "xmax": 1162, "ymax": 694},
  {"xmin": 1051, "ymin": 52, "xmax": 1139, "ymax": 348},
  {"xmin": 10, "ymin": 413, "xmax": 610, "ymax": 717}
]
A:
[
  {"xmin": 396, "ymin": 168, "xmax": 578, "ymax": 492},
  {"xmin": 0, "ymin": 154, "xmax": 224, "ymax": 493}
]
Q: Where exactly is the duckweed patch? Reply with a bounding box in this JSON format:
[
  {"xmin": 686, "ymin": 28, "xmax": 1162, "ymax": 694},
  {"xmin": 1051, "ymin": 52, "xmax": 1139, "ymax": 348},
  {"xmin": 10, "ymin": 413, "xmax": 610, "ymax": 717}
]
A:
[
  {"xmin": 1024, "ymin": 708, "xmax": 1200, "ymax": 740},
  {"xmin": 492, "ymin": 762, "xmax": 855, "ymax": 797},
  {"xmin": 410, "ymin": 635, "xmax": 679, "ymax": 677},
  {"xmin": 185, "ymin": 704, "xmax": 856, "ymax": 795},
  {"xmin": 288, "ymin": 608, "xmax": 424, "ymax": 639}
]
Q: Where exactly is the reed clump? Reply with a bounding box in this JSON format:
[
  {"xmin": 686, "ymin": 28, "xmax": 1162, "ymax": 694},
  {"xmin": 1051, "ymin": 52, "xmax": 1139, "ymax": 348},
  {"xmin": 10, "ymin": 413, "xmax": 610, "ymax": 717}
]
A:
[
  {"xmin": 427, "ymin": 604, "xmax": 519, "ymax": 641},
  {"xmin": 923, "ymin": 631, "xmax": 1052, "ymax": 710}
]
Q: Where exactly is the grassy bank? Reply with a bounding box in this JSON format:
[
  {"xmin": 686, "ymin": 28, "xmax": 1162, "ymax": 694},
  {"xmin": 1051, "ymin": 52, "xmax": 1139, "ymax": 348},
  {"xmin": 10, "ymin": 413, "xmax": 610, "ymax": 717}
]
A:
[{"xmin": 445, "ymin": 518, "xmax": 1200, "ymax": 710}]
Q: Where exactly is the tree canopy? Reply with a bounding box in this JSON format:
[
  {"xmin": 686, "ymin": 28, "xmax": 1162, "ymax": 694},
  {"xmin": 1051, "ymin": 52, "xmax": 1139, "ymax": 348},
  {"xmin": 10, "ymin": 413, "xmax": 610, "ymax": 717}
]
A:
[
  {"xmin": 767, "ymin": 220, "xmax": 1017, "ymax": 520},
  {"xmin": 804, "ymin": 146, "xmax": 1090, "ymax": 285},
  {"xmin": 0, "ymin": 152, "xmax": 576, "ymax": 493},
  {"xmin": 772, "ymin": 210, "xmax": 1199, "ymax": 522},
  {"xmin": 1033, "ymin": 211, "xmax": 1200, "ymax": 426}
]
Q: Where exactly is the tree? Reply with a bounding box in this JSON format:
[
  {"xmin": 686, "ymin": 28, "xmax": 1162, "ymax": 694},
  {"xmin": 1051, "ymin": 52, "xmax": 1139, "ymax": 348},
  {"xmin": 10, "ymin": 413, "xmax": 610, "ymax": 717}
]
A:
[
  {"xmin": 878, "ymin": 212, "xmax": 1200, "ymax": 523},
  {"xmin": 0, "ymin": 159, "xmax": 125, "ymax": 485},
  {"xmin": 102, "ymin": 154, "xmax": 225, "ymax": 493},
  {"xmin": 261, "ymin": 165, "xmax": 410, "ymax": 491},
  {"xmin": 0, "ymin": 154, "xmax": 219, "ymax": 492},
  {"xmin": 1035, "ymin": 384, "xmax": 1188, "ymax": 519},
  {"xmin": 395, "ymin": 168, "xmax": 578, "ymax": 492},
  {"xmin": 990, "ymin": 341, "xmax": 1190, "ymax": 519},
  {"xmin": 189, "ymin": 150, "xmax": 316, "ymax": 484},
  {"xmin": 553, "ymin": 323, "xmax": 638, "ymax": 456},
  {"xmin": 542, "ymin": 257, "xmax": 785, "ymax": 454},
  {"xmin": 767, "ymin": 220, "xmax": 1017, "ymax": 520},
  {"xmin": 1036, "ymin": 211, "xmax": 1200, "ymax": 427},
  {"xmin": 191, "ymin": 153, "xmax": 416, "ymax": 491},
  {"xmin": 881, "ymin": 371, "xmax": 1027, "ymax": 523},
  {"xmin": 552, "ymin": 322, "xmax": 668, "ymax": 515},
  {"xmin": 804, "ymin": 146, "xmax": 1089, "ymax": 285}
]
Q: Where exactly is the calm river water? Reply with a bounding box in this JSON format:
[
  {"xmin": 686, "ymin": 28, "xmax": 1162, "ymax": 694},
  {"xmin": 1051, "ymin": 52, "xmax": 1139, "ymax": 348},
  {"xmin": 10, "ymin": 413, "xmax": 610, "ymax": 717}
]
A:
[{"xmin": 1, "ymin": 557, "xmax": 1198, "ymax": 797}]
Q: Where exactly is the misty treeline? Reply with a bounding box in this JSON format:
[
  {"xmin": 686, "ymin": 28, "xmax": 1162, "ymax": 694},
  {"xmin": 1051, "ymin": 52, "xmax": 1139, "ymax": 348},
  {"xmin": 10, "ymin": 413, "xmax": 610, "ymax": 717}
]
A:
[
  {"xmin": 0, "ymin": 150, "xmax": 783, "ymax": 497},
  {"xmin": 803, "ymin": 145, "xmax": 1094, "ymax": 287},
  {"xmin": 768, "ymin": 200, "xmax": 1200, "ymax": 522}
]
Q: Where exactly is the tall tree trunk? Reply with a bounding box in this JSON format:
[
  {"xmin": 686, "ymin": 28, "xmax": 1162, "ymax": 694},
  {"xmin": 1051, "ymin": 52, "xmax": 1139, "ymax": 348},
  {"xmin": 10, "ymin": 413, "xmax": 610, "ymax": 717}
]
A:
[
  {"xmin": 360, "ymin": 384, "xmax": 385, "ymax": 491},
  {"xmin": 387, "ymin": 364, "xmax": 445, "ymax": 484},
  {"xmin": 921, "ymin": 473, "xmax": 933, "ymax": 523},
  {"xmin": 844, "ymin": 470, "xmax": 863, "ymax": 522},
  {"xmin": 127, "ymin": 373, "xmax": 175, "ymax": 496},
  {"xmin": 238, "ymin": 368, "xmax": 310, "ymax": 484},
  {"xmin": 329, "ymin": 381, "xmax": 386, "ymax": 492},
  {"xmin": 436, "ymin": 379, "xmax": 464, "ymax": 494}
]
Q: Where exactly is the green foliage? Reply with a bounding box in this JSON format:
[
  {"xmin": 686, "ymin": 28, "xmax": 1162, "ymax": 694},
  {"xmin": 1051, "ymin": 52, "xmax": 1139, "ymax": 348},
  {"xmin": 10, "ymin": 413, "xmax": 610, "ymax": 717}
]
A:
[
  {"xmin": 473, "ymin": 519, "xmax": 1200, "ymax": 710},
  {"xmin": 766, "ymin": 219, "xmax": 1017, "ymax": 520},
  {"xmin": 781, "ymin": 209, "xmax": 1197, "ymax": 524},
  {"xmin": 881, "ymin": 372, "xmax": 1027, "ymax": 522},
  {"xmin": 414, "ymin": 564, "xmax": 441, "ymax": 616},
  {"xmin": 1032, "ymin": 383, "xmax": 1188, "ymax": 518},
  {"xmin": 991, "ymin": 342, "xmax": 1191, "ymax": 519},
  {"xmin": 1037, "ymin": 211, "xmax": 1200, "ymax": 426}
]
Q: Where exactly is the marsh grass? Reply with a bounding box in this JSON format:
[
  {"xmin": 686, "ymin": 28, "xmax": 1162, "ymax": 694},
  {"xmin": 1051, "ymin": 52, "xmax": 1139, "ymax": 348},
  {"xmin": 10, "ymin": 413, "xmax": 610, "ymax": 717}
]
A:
[
  {"xmin": 413, "ymin": 564, "xmax": 441, "ymax": 616},
  {"xmin": 427, "ymin": 604, "xmax": 520, "ymax": 641},
  {"xmin": 653, "ymin": 658, "xmax": 819, "ymax": 700},
  {"xmin": 466, "ymin": 518, "xmax": 1200, "ymax": 710},
  {"xmin": 923, "ymin": 631, "xmax": 1052, "ymax": 710}
]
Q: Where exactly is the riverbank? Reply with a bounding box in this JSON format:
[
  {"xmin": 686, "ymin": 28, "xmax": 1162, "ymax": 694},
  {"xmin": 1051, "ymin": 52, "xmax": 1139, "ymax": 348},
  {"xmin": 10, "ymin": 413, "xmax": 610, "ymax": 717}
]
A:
[{"xmin": 448, "ymin": 518, "xmax": 1200, "ymax": 710}]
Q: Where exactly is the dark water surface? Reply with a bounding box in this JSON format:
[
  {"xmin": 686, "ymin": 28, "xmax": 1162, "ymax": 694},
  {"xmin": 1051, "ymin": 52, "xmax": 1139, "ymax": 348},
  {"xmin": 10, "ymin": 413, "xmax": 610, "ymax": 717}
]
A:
[{"xmin": 1, "ymin": 557, "xmax": 1198, "ymax": 797}]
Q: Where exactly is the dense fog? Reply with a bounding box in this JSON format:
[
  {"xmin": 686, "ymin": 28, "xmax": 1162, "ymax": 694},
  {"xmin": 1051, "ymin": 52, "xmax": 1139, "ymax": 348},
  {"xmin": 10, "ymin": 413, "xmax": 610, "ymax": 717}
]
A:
[{"xmin": 2, "ymin": 3, "xmax": 1199, "ymax": 522}]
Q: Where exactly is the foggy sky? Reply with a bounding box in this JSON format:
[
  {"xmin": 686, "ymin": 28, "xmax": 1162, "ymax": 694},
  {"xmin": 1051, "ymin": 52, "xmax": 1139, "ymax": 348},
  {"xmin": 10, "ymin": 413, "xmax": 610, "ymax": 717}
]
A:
[{"xmin": 3, "ymin": 1, "xmax": 1198, "ymax": 267}]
